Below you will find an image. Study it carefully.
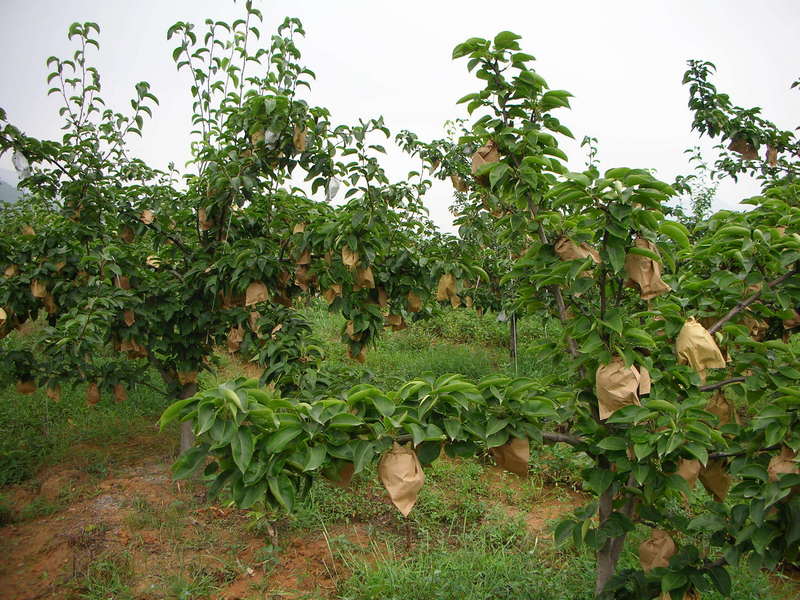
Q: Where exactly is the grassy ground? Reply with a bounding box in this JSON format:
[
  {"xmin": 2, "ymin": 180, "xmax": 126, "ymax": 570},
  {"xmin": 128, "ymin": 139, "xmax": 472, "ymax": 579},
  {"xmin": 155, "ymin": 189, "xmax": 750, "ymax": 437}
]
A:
[{"xmin": 0, "ymin": 305, "xmax": 796, "ymax": 599}]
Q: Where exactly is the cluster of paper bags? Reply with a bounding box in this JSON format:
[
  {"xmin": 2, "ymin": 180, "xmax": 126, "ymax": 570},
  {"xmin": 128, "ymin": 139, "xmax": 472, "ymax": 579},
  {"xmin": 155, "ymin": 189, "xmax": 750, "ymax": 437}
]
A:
[{"xmin": 595, "ymin": 311, "xmax": 739, "ymax": 503}]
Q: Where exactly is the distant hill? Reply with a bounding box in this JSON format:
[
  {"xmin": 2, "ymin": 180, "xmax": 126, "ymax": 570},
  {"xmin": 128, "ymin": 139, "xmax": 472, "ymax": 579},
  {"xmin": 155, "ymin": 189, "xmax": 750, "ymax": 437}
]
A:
[{"xmin": 0, "ymin": 168, "xmax": 21, "ymax": 205}]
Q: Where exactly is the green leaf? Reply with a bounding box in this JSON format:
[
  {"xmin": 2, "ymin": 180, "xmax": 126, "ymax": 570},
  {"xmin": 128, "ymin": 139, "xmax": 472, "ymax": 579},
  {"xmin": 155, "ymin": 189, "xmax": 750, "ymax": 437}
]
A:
[
  {"xmin": 597, "ymin": 437, "xmax": 627, "ymax": 451},
  {"xmin": 660, "ymin": 221, "xmax": 690, "ymax": 249},
  {"xmin": 605, "ymin": 239, "xmax": 626, "ymax": 273},
  {"xmin": 329, "ymin": 414, "xmax": 364, "ymax": 429},
  {"xmin": 195, "ymin": 402, "xmax": 217, "ymax": 436},
  {"xmin": 584, "ymin": 469, "xmax": 614, "ymax": 494},
  {"xmin": 628, "ymin": 246, "xmax": 661, "ymax": 263},
  {"xmin": 264, "ymin": 425, "xmax": 303, "ymax": 453},
  {"xmin": 709, "ymin": 566, "xmax": 732, "ymax": 596},
  {"xmin": 486, "ymin": 417, "xmax": 510, "ymax": 436},
  {"xmin": 493, "ymin": 31, "xmax": 521, "ymax": 50},
  {"xmin": 684, "ymin": 443, "xmax": 708, "ymax": 466},
  {"xmin": 372, "ymin": 395, "xmax": 396, "ymax": 418},
  {"xmin": 489, "ymin": 163, "xmax": 510, "ymax": 189},
  {"xmin": 159, "ymin": 397, "xmax": 196, "ymax": 429},
  {"xmin": 267, "ymin": 474, "xmax": 296, "ymax": 512},
  {"xmin": 407, "ymin": 423, "xmax": 426, "ymax": 447},
  {"xmin": 231, "ymin": 429, "xmax": 255, "ymax": 474},
  {"xmin": 172, "ymin": 445, "xmax": 207, "ymax": 480},
  {"xmin": 661, "ymin": 572, "xmax": 687, "ymax": 592},
  {"xmin": 554, "ymin": 519, "xmax": 575, "ymax": 546},
  {"xmin": 352, "ymin": 440, "xmax": 375, "ymax": 474},
  {"xmin": 303, "ymin": 445, "xmax": 326, "ymax": 472},
  {"xmin": 238, "ymin": 481, "xmax": 267, "ymax": 509},
  {"xmin": 443, "ymin": 417, "xmax": 463, "ymax": 440},
  {"xmin": 416, "ymin": 441, "xmax": 441, "ymax": 465}
]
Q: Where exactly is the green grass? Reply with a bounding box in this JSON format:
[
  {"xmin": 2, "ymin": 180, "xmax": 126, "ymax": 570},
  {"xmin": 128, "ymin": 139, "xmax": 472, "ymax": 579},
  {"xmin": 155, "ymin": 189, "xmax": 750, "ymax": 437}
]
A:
[
  {"xmin": 0, "ymin": 324, "xmax": 173, "ymax": 485},
  {"xmin": 302, "ymin": 300, "xmax": 562, "ymax": 387},
  {"xmin": 70, "ymin": 552, "xmax": 135, "ymax": 600},
  {"xmin": 338, "ymin": 521, "xmax": 597, "ymax": 600}
]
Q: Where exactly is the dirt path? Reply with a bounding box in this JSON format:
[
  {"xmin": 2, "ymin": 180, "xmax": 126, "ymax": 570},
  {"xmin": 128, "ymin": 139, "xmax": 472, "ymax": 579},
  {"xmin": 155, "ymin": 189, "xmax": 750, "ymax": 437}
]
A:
[{"xmin": 0, "ymin": 438, "xmax": 589, "ymax": 599}]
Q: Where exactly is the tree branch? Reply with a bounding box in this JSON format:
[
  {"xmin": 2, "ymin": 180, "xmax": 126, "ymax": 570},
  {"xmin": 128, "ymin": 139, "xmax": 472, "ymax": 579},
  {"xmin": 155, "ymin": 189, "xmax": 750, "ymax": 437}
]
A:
[
  {"xmin": 709, "ymin": 443, "xmax": 779, "ymax": 460},
  {"xmin": 708, "ymin": 267, "xmax": 799, "ymax": 334},
  {"xmin": 543, "ymin": 431, "xmax": 583, "ymax": 446},
  {"xmin": 699, "ymin": 376, "xmax": 746, "ymax": 392}
]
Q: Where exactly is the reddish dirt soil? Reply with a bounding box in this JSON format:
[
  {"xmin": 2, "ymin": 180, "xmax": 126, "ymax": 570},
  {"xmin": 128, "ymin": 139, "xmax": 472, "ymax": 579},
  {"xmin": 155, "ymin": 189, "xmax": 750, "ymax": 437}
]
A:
[{"xmin": 0, "ymin": 435, "xmax": 375, "ymax": 599}]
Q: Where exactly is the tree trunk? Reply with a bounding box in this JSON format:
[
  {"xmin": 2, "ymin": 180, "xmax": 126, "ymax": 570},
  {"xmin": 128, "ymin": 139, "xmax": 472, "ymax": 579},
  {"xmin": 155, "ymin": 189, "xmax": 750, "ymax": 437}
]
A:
[
  {"xmin": 594, "ymin": 474, "xmax": 638, "ymax": 596},
  {"xmin": 595, "ymin": 485, "xmax": 617, "ymax": 596},
  {"xmin": 178, "ymin": 382, "xmax": 198, "ymax": 453}
]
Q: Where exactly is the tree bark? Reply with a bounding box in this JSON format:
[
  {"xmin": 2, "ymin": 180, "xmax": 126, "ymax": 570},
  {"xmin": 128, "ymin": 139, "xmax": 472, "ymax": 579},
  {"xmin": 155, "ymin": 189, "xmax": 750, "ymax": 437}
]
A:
[
  {"xmin": 595, "ymin": 485, "xmax": 616, "ymax": 596},
  {"xmin": 594, "ymin": 474, "xmax": 638, "ymax": 596}
]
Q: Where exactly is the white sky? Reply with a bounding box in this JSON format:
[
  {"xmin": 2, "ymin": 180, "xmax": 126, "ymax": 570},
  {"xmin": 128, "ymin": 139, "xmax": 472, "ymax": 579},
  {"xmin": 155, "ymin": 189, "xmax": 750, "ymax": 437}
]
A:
[{"xmin": 1, "ymin": 1, "xmax": 798, "ymax": 231}]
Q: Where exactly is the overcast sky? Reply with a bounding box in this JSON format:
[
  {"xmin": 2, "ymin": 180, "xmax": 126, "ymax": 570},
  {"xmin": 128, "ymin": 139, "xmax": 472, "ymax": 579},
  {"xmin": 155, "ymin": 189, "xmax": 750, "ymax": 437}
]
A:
[{"xmin": 1, "ymin": 1, "xmax": 798, "ymax": 231}]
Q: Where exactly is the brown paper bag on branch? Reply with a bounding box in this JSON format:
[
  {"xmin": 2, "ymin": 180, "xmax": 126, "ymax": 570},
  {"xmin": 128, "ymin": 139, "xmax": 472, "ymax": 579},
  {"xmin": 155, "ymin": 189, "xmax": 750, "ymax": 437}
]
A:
[
  {"xmin": 43, "ymin": 294, "xmax": 58, "ymax": 315},
  {"xmin": 348, "ymin": 345, "xmax": 367, "ymax": 363},
  {"xmin": 638, "ymin": 366, "xmax": 652, "ymax": 396},
  {"xmin": 323, "ymin": 284, "xmax": 342, "ymax": 305},
  {"xmin": 0, "ymin": 307, "xmax": 7, "ymax": 328},
  {"xmin": 86, "ymin": 383, "xmax": 101, "ymax": 406},
  {"xmin": 342, "ymin": 246, "xmax": 360, "ymax": 269},
  {"xmin": 698, "ymin": 459, "xmax": 731, "ymax": 502},
  {"xmin": 638, "ymin": 529, "xmax": 676, "ymax": 572},
  {"xmin": 470, "ymin": 140, "xmax": 500, "ymax": 179},
  {"xmin": 676, "ymin": 458, "xmax": 701, "ymax": 489},
  {"xmin": 345, "ymin": 321, "xmax": 363, "ymax": 342},
  {"xmin": 3, "ymin": 265, "xmax": 18, "ymax": 278},
  {"xmin": 355, "ymin": 267, "xmax": 375, "ymax": 290},
  {"xmin": 768, "ymin": 446, "xmax": 799, "ymax": 482},
  {"xmin": 123, "ymin": 310, "xmax": 135, "ymax": 327},
  {"xmin": 595, "ymin": 358, "xmax": 649, "ymax": 420},
  {"xmin": 554, "ymin": 237, "xmax": 600, "ymax": 264},
  {"xmin": 676, "ymin": 317, "xmax": 726, "ymax": 381},
  {"xmin": 16, "ymin": 380, "xmax": 37, "ymax": 395},
  {"xmin": 140, "ymin": 210, "xmax": 155, "ymax": 225},
  {"xmin": 450, "ymin": 174, "xmax": 468, "ymax": 192},
  {"xmin": 377, "ymin": 287, "xmax": 389, "ymax": 308},
  {"xmin": 293, "ymin": 125, "xmax": 307, "ymax": 152},
  {"xmin": 407, "ymin": 291, "xmax": 422, "ymax": 313},
  {"xmin": 436, "ymin": 274, "xmax": 460, "ymax": 307},
  {"xmin": 766, "ymin": 145, "xmax": 778, "ymax": 166},
  {"xmin": 46, "ymin": 385, "xmax": 61, "ymax": 402},
  {"xmin": 490, "ymin": 438, "xmax": 529, "ymax": 476},
  {"xmin": 120, "ymin": 338, "xmax": 148, "ymax": 359},
  {"xmin": 728, "ymin": 137, "xmax": 758, "ymax": 160},
  {"xmin": 113, "ymin": 383, "xmax": 127, "ymax": 404},
  {"xmin": 784, "ymin": 311, "xmax": 800, "ymax": 331},
  {"xmin": 198, "ymin": 208, "xmax": 214, "ymax": 231},
  {"xmin": 227, "ymin": 325, "xmax": 245, "ymax": 353},
  {"xmin": 386, "ymin": 314, "xmax": 406, "ymax": 331},
  {"xmin": 245, "ymin": 281, "xmax": 269, "ymax": 306},
  {"xmin": 31, "ymin": 280, "xmax": 47, "ymax": 299},
  {"xmin": 624, "ymin": 238, "xmax": 670, "ymax": 300},
  {"xmin": 705, "ymin": 390, "xmax": 739, "ymax": 426},
  {"xmin": 120, "ymin": 226, "xmax": 135, "ymax": 243},
  {"xmin": 379, "ymin": 442, "xmax": 425, "ymax": 516},
  {"xmin": 177, "ymin": 371, "xmax": 198, "ymax": 385}
]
